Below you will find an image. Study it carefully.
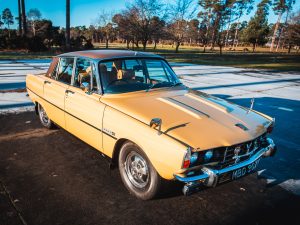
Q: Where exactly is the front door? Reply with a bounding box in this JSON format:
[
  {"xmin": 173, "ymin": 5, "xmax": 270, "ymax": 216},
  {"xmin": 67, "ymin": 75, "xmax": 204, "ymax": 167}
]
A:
[{"xmin": 64, "ymin": 58, "xmax": 105, "ymax": 151}]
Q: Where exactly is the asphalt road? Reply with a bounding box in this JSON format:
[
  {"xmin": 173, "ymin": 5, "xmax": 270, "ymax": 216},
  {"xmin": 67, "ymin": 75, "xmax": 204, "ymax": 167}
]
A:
[
  {"xmin": 0, "ymin": 59, "xmax": 300, "ymax": 225},
  {"xmin": 0, "ymin": 112, "xmax": 299, "ymax": 225}
]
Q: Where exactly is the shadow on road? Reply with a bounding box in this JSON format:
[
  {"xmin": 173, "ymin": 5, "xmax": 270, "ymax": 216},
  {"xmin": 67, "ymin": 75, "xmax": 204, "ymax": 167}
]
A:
[{"xmin": 0, "ymin": 93, "xmax": 299, "ymax": 225}]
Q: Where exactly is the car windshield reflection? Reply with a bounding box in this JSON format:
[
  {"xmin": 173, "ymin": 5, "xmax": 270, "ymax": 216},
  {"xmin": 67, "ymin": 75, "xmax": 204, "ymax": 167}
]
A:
[{"xmin": 99, "ymin": 58, "xmax": 181, "ymax": 94}]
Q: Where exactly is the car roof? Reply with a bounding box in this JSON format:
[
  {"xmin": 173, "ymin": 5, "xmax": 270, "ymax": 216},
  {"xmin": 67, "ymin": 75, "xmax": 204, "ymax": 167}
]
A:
[{"xmin": 58, "ymin": 50, "xmax": 163, "ymax": 60}]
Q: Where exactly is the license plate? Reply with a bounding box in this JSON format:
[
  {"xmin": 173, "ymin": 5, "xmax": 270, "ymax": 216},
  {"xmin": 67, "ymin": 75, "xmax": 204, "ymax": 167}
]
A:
[{"xmin": 231, "ymin": 158, "xmax": 261, "ymax": 180}]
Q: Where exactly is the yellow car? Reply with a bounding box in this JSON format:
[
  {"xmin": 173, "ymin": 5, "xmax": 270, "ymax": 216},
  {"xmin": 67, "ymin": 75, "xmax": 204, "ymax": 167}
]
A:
[{"xmin": 26, "ymin": 50, "xmax": 276, "ymax": 200}]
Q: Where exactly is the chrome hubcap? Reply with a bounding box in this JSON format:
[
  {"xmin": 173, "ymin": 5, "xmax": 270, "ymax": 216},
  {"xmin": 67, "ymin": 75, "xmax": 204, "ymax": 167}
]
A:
[
  {"xmin": 125, "ymin": 152, "xmax": 149, "ymax": 188},
  {"xmin": 39, "ymin": 106, "xmax": 49, "ymax": 124}
]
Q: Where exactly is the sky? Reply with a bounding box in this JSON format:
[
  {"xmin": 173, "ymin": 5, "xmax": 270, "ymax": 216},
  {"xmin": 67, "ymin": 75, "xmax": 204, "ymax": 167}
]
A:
[{"xmin": 0, "ymin": 0, "xmax": 300, "ymax": 28}]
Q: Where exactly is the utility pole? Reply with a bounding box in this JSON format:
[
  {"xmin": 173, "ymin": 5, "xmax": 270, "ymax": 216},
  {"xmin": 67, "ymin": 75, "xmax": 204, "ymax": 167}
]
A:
[
  {"xmin": 21, "ymin": 0, "xmax": 27, "ymax": 36},
  {"xmin": 66, "ymin": 0, "xmax": 71, "ymax": 51},
  {"xmin": 18, "ymin": 0, "xmax": 22, "ymax": 35}
]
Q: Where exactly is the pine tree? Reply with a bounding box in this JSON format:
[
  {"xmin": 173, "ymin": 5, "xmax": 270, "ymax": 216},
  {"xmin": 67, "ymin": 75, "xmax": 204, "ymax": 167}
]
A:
[
  {"xmin": 242, "ymin": 0, "xmax": 270, "ymax": 51},
  {"xmin": 2, "ymin": 8, "xmax": 14, "ymax": 29}
]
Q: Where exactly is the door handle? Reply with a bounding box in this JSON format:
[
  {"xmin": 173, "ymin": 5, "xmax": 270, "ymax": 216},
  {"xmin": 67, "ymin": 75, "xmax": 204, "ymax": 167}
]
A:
[
  {"xmin": 65, "ymin": 90, "xmax": 75, "ymax": 94},
  {"xmin": 44, "ymin": 80, "xmax": 51, "ymax": 85}
]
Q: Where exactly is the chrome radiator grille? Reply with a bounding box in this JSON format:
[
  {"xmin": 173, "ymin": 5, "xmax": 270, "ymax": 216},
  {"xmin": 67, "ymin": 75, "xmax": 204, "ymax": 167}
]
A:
[{"xmin": 218, "ymin": 134, "xmax": 268, "ymax": 169}]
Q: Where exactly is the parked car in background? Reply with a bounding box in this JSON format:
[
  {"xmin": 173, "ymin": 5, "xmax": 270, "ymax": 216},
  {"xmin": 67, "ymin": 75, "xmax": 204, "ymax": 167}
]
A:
[{"xmin": 26, "ymin": 50, "xmax": 276, "ymax": 200}]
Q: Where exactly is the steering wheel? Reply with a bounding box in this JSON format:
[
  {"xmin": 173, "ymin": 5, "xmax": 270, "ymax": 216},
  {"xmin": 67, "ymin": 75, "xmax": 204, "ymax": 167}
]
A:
[{"xmin": 106, "ymin": 78, "xmax": 129, "ymax": 88}]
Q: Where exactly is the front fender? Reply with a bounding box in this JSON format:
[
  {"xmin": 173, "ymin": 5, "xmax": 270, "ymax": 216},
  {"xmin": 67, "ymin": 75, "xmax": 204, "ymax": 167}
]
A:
[{"xmin": 102, "ymin": 106, "xmax": 186, "ymax": 180}]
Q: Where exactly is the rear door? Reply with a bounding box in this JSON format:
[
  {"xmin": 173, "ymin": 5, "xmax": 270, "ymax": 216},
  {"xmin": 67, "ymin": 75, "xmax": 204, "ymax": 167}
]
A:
[
  {"xmin": 64, "ymin": 58, "xmax": 105, "ymax": 151},
  {"xmin": 43, "ymin": 57, "xmax": 74, "ymax": 128}
]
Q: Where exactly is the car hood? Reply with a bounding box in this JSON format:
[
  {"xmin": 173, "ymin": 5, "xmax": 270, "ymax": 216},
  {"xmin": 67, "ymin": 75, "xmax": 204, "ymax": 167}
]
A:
[{"xmin": 101, "ymin": 87, "xmax": 273, "ymax": 150}]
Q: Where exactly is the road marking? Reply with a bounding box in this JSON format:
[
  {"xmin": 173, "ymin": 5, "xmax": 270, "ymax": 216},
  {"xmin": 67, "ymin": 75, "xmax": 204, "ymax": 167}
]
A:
[
  {"xmin": 277, "ymin": 107, "xmax": 293, "ymax": 112},
  {"xmin": 279, "ymin": 179, "xmax": 300, "ymax": 196}
]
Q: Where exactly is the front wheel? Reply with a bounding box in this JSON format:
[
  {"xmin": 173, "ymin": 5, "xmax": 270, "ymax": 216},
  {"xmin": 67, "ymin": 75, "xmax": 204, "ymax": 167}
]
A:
[
  {"xmin": 37, "ymin": 103, "xmax": 55, "ymax": 129},
  {"xmin": 118, "ymin": 142, "xmax": 161, "ymax": 200}
]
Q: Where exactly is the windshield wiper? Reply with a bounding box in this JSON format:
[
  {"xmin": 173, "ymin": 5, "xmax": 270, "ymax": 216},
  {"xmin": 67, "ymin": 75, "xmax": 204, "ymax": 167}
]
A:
[
  {"xmin": 146, "ymin": 81, "xmax": 171, "ymax": 92},
  {"xmin": 170, "ymin": 82, "xmax": 182, "ymax": 87}
]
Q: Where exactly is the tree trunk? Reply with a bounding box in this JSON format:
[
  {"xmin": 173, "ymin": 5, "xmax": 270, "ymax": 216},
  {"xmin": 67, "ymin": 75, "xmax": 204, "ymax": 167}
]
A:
[
  {"xmin": 288, "ymin": 44, "xmax": 292, "ymax": 53},
  {"xmin": 21, "ymin": 0, "xmax": 27, "ymax": 37},
  {"xmin": 219, "ymin": 45, "xmax": 222, "ymax": 56},
  {"xmin": 135, "ymin": 41, "xmax": 139, "ymax": 48},
  {"xmin": 8, "ymin": 24, "xmax": 11, "ymax": 38},
  {"xmin": 270, "ymin": 12, "xmax": 282, "ymax": 52},
  {"xmin": 18, "ymin": 0, "xmax": 22, "ymax": 35},
  {"xmin": 142, "ymin": 40, "xmax": 147, "ymax": 51},
  {"xmin": 252, "ymin": 43, "xmax": 256, "ymax": 52},
  {"xmin": 224, "ymin": 23, "xmax": 231, "ymax": 47},
  {"xmin": 126, "ymin": 39, "xmax": 129, "ymax": 49},
  {"xmin": 175, "ymin": 41, "xmax": 180, "ymax": 53},
  {"xmin": 210, "ymin": 29, "xmax": 215, "ymax": 48},
  {"xmin": 203, "ymin": 45, "xmax": 206, "ymax": 53},
  {"xmin": 232, "ymin": 21, "xmax": 239, "ymax": 48},
  {"xmin": 276, "ymin": 27, "xmax": 283, "ymax": 52},
  {"xmin": 153, "ymin": 40, "xmax": 157, "ymax": 50},
  {"xmin": 105, "ymin": 38, "xmax": 109, "ymax": 49},
  {"xmin": 66, "ymin": 0, "xmax": 71, "ymax": 51},
  {"xmin": 33, "ymin": 21, "xmax": 36, "ymax": 36}
]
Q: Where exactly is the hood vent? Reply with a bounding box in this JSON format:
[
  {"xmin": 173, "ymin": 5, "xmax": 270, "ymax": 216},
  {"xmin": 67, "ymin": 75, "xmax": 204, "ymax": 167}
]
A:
[{"xmin": 235, "ymin": 123, "xmax": 249, "ymax": 131}]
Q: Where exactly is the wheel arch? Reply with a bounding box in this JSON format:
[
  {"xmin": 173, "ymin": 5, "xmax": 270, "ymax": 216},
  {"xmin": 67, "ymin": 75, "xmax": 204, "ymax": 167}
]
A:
[
  {"xmin": 34, "ymin": 101, "xmax": 39, "ymax": 115},
  {"xmin": 111, "ymin": 138, "xmax": 130, "ymax": 168}
]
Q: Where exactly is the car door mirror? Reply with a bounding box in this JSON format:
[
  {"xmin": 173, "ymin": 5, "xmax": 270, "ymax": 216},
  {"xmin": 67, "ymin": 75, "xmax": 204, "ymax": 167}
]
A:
[
  {"xmin": 150, "ymin": 118, "xmax": 162, "ymax": 135},
  {"xmin": 80, "ymin": 82, "xmax": 91, "ymax": 93}
]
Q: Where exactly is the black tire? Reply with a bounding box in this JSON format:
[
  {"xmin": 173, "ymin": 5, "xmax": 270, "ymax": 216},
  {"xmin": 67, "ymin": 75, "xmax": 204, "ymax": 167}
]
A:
[
  {"xmin": 37, "ymin": 103, "xmax": 55, "ymax": 129},
  {"xmin": 118, "ymin": 141, "xmax": 161, "ymax": 200}
]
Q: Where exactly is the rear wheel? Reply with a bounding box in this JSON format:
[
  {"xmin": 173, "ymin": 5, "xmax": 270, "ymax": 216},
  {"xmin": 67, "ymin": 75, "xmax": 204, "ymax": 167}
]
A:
[
  {"xmin": 38, "ymin": 103, "xmax": 55, "ymax": 129},
  {"xmin": 118, "ymin": 142, "xmax": 161, "ymax": 200}
]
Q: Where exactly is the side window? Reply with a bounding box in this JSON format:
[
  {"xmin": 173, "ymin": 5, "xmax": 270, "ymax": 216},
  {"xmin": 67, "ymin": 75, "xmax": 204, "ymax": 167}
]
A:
[
  {"xmin": 91, "ymin": 63, "xmax": 98, "ymax": 92},
  {"xmin": 50, "ymin": 63, "xmax": 58, "ymax": 79},
  {"xmin": 74, "ymin": 58, "xmax": 90, "ymax": 87},
  {"xmin": 74, "ymin": 58, "xmax": 98, "ymax": 92},
  {"xmin": 57, "ymin": 58, "xmax": 74, "ymax": 84}
]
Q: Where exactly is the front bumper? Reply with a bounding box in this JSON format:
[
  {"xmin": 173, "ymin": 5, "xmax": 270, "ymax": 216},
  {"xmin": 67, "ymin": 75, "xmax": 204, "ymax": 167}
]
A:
[{"xmin": 174, "ymin": 138, "xmax": 276, "ymax": 195}]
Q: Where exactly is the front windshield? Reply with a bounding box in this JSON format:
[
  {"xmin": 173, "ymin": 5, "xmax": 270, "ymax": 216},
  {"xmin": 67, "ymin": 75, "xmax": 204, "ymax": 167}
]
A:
[{"xmin": 99, "ymin": 58, "xmax": 181, "ymax": 94}]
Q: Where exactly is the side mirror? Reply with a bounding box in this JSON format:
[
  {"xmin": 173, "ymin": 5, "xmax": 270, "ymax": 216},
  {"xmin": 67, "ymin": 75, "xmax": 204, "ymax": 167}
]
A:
[
  {"xmin": 150, "ymin": 118, "xmax": 162, "ymax": 135},
  {"xmin": 80, "ymin": 82, "xmax": 91, "ymax": 93}
]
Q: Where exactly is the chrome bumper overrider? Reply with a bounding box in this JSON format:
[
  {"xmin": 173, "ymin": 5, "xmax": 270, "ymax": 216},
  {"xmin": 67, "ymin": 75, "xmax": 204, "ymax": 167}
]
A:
[{"xmin": 174, "ymin": 138, "xmax": 276, "ymax": 195}]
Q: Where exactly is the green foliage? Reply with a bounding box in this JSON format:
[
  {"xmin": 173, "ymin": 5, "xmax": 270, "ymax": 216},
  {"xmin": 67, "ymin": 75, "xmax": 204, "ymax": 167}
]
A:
[
  {"xmin": 241, "ymin": 0, "xmax": 271, "ymax": 50},
  {"xmin": 273, "ymin": 0, "xmax": 295, "ymax": 14},
  {"xmin": 2, "ymin": 8, "xmax": 14, "ymax": 28}
]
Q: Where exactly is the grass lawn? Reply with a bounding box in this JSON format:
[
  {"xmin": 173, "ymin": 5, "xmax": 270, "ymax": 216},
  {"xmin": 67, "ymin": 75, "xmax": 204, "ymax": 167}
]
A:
[{"xmin": 1, "ymin": 43, "xmax": 299, "ymax": 72}]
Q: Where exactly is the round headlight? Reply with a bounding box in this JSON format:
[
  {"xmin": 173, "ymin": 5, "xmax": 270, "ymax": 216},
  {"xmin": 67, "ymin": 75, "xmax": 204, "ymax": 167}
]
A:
[
  {"xmin": 190, "ymin": 152, "xmax": 198, "ymax": 164},
  {"xmin": 204, "ymin": 150, "xmax": 213, "ymax": 162}
]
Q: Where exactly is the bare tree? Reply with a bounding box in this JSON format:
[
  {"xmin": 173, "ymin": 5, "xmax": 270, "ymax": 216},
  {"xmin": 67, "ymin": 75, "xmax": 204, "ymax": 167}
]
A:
[
  {"xmin": 169, "ymin": 0, "xmax": 197, "ymax": 52},
  {"xmin": 126, "ymin": 0, "xmax": 166, "ymax": 50},
  {"xmin": 95, "ymin": 10, "xmax": 115, "ymax": 48}
]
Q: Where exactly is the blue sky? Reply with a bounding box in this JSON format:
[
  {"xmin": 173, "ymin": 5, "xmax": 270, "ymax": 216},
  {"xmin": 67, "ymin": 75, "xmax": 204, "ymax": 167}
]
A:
[{"xmin": 1, "ymin": 0, "xmax": 299, "ymax": 28}]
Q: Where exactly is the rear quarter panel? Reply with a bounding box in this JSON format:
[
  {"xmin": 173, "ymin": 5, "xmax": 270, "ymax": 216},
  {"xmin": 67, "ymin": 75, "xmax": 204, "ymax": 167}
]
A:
[{"xmin": 26, "ymin": 74, "xmax": 47, "ymax": 104}]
